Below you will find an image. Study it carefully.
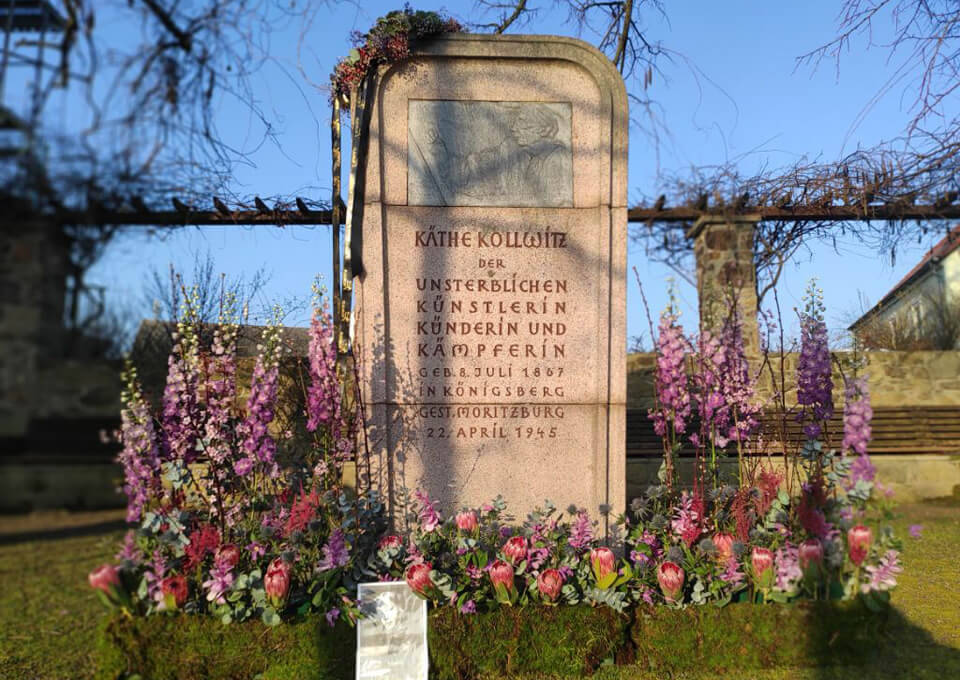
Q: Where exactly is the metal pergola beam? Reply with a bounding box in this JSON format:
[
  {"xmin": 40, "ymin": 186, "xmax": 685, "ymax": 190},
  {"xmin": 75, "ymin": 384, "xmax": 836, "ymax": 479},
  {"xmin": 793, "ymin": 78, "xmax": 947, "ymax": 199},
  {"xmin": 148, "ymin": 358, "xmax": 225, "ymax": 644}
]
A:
[{"xmin": 11, "ymin": 202, "xmax": 960, "ymax": 227}]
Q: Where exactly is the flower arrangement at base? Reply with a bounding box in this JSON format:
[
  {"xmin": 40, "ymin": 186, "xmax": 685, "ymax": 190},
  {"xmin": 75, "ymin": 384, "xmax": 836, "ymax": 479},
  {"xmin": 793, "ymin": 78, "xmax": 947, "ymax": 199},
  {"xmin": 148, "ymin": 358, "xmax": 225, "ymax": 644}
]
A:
[
  {"xmin": 93, "ymin": 276, "xmax": 902, "ymax": 626},
  {"xmin": 94, "ymin": 280, "xmax": 377, "ymax": 626}
]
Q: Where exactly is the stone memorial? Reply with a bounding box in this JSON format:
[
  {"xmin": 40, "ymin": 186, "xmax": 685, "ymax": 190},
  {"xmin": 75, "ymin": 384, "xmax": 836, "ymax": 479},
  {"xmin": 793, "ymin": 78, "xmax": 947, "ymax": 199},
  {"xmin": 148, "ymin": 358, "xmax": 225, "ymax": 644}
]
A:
[{"xmin": 354, "ymin": 34, "xmax": 627, "ymax": 530}]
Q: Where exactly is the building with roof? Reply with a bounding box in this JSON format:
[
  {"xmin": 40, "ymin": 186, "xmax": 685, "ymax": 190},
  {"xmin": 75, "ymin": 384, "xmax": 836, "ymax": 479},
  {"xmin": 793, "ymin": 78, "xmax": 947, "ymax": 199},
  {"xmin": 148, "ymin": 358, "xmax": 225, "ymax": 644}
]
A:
[{"xmin": 849, "ymin": 224, "xmax": 960, "ymax": 350}]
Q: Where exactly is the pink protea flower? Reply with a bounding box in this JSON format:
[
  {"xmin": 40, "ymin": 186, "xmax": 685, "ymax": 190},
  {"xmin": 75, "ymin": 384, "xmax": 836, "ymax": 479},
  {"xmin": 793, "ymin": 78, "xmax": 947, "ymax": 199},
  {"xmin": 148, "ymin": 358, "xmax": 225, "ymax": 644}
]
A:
[
  {"xmin": 214, "ymin": 544, "xmax": 241, "ymax": 570},
  {"xmin": 455, "ymin": 510, "xmax": 479, "ymax": 533},
  {"xmin": 88, "ymin": 564, "xmax": 121, "ymax": 595},
  {"xmin": 378, "ymin": 534, "xmax": 403, "ymax": 551},
  {"xmin": 161, "ymin": 574, "xmax": 188, "ymax": 608},
  {"xmin": 848, "ymin": 525, "xmax": 873, "ymax": 566},
  {"xmin": 713, "ymin": 533, "xmax": 735, "ymax": 563},
  {"xmin": 489, "ymin": 559, "xmax": 515, "ymax": 592},
  {"xmin": 799, "ymin": 539, "xmax": 824, "ymax": 569},
  {"xmin": 537, "ymin": 568, "xmax": 564, "ymax": 603},
  {"xmin": 657, "ymin": 561, "xmax": 685, "ymax": 603},
  {"xmin": 502, "ymin": 536, "xmax": 528, "ymax": 564},
  {"xmin": 590, "ymin": 547, "xmax": 617, "ymax": 581},
  {"xmin": 405, "ymin": 563, "xmax": 433, "ymax": 597},
  {"xmin": 751, "ymin": 547, "xmax": 775, "ymax": 589},
  {"xmin": 265, "ymin": 558, "xmax": 291, "ymax": 606}
]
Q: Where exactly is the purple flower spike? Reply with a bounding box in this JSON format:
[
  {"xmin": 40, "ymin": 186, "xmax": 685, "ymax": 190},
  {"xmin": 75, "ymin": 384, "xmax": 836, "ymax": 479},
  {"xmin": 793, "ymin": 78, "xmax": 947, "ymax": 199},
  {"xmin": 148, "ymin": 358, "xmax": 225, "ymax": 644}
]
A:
[
  {"xmin": 842, "ymin": 376, "xmax": 873, "ymax": 456},
  {"xmin": 796, "ymin": 281, "xmax": 833, "ymax": 437},
  {"xmin": 649, "ymin": 310, "xmax": 692, "ymax": 438}
]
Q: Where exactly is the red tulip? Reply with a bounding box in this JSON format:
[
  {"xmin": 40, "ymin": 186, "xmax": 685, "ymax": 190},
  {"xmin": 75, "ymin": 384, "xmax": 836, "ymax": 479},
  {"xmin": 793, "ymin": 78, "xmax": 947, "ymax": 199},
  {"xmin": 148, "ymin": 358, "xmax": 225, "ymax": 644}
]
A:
[
  {"xmin": 489, "ymin": 559, "xmax": 515, "ymax": 591},
  {"xmin": 405, "ymin": 562, "xmax": 434, "ymax": 597},
  {"xmin": 215, "ymin": 544, "xmax": 241, "ymax": 569},
  {"xmin": 502, "ymin": 536, "xmax": 528, "ymax": 564},
  {"xmin": 590, "ymin": 547, "xmax": 617, "ymax": 581},
  {"xmin": 162, "ymin": 574, "xmax": 189, "ymax": 608},
  {"xmin": 848, "ymin": 525, "xmax": 873, "ymax": 566},
  {"xmin": 713, "ymin": 533, "xmax": 735, "ymax": 563},
  {"xmin": 88, "ymin": 564, "xmax": 120, "ymax": 595},
  {"xmin": 378, "ymin": 534, "xmax": 403, "ymax": 551},
  {"xmin": 455, "ymin": 511, "xmax": 479, "ymax": 533},
  {"xmin": 751, "ymin": 547, "xmax": 775, "ymax": 589},
  {"xmin": 799, "ymin": 539, "xmax": 824, "ymax": 569},
  {"xmin": 537, "ymin": 568, "xmax": 564, "ymax": 603},
  {"xmin": 657, "ymin": 561, "xmax": 685, "ymax": 603},
  {"xmin": 265, "ymin": 558, "xmax": 291, "ymax": 606}
]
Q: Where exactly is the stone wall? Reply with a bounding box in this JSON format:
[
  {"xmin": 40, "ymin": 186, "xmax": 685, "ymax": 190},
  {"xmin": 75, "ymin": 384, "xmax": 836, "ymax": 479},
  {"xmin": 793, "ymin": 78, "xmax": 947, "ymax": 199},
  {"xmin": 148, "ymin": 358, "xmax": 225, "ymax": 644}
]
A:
[{"xmin": 627, "ymin": 349, "xmax": 960, "ymax": 410}]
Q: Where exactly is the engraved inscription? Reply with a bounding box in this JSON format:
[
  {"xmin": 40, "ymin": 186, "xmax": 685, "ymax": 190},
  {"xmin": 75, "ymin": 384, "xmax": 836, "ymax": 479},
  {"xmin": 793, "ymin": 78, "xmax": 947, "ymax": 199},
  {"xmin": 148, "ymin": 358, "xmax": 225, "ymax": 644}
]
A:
[
  {"xmin": 408, "ymin": 221, "xmax": 581, "ymax": 442},
  {"xmin": 408, "ymin": 101, "xmax": 573, "ymax": 207}
]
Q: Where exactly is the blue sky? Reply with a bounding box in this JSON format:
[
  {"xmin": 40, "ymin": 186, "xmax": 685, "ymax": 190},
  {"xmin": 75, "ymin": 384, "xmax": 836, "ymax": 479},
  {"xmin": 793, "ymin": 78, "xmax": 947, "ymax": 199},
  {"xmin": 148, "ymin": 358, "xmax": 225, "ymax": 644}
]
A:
[{"xmin": 60, "ymin": 1, "xmax": 941, "ymax": 346}]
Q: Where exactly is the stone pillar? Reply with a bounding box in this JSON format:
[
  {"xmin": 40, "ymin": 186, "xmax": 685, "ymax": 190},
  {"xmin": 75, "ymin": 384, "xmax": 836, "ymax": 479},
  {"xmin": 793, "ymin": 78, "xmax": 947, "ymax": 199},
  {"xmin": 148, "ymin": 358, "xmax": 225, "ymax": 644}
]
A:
[
  {"xmin": 687, "ymin": 216, "xmax": 760, "ymax": 355},
  {"xmin": 0, "ymin": 221, "xmax": 67, "ymax": 438}
]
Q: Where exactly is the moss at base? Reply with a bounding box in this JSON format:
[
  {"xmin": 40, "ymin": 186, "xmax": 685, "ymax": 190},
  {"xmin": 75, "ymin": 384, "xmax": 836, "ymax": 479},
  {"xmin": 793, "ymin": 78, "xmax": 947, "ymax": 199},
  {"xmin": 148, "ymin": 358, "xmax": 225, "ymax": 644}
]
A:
[
  {"xmin": 95, "ymin": 600, "xmax": 886, "ymax": 680},
  {"xmin": 95, "ymin": 614, "xmax": 355, "ymax": 680},
  {"xmin": 428, "ymin": 606, "xmax": 627, "ymax": 679},
  {"xmin": 630, "ymin": 600, "xmax": 887, "ymax": 674}
]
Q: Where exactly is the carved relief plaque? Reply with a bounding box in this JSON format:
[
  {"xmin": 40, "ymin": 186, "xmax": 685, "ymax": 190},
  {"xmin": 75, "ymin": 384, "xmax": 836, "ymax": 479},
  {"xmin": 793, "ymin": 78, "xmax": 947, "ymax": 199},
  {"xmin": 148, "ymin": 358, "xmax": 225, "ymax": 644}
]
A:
[{"xmin": 408, "ymin": 100, "xmax": 573, "ymax": 207}]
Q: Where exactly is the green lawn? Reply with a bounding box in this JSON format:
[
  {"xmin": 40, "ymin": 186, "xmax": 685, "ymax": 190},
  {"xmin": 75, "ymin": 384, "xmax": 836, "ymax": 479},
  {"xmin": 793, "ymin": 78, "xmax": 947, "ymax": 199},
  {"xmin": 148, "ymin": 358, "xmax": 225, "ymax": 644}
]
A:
[{"xmin": 1, "ymin": 501, "xmax": 957, "ymax": 680}]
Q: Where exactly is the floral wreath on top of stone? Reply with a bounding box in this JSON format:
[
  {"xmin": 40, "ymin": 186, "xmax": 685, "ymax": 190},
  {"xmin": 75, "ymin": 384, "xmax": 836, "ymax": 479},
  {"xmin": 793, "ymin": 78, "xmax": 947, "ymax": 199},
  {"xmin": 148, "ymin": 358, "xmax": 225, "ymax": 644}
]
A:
[{"xmin": 329, "ymin": 5, "xmax": 464, "ymax": 103}]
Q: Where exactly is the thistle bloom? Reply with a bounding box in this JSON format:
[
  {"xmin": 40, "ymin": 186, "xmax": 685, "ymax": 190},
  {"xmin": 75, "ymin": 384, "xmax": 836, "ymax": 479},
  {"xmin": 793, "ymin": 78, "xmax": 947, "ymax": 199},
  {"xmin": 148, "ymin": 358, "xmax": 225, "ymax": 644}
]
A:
[
  {"xmin": 88, "ymin": 564, "xmax": 120, "ymax": 595},
  {"xmin": 751, "ymin": 547, "xmax": 775, "ymax": 589},
  {"xmin": 503, "ymin": 536, "xmax": 528, "ymax": 564},
  {"xmin": 590, "ymin": 547, "xmax": 617, "ymax": 581},
  {"xmin": 489, "ymin": 559, "xmax": 515, "ymax": 591},
  {"xmin": 265, "ymin": 558, "xmax": 291, "ymax": 606},
  {"xmin": 405, "ymin": 563, "xmax": 433, "ymax": 597},
  {"xmin": 848, "ymin": 525, "xmax": 873, "ymax": 566},
  {"xmin": 657, "ymin": 561, "xmax": 685, "ymax": 603},
  {"xmin": 799, "ymin": 539, "xmax": 824, "ymax": 569},
  {"xmin": 537, "ymin": 568, "xmax": 564, "ymax": 602},
  {"xmin": 161, "ymin": 574, "xmax": 188, "ymax": 608},
  {"xmin": 455, "ymin": 510, "xmax": 479, "ymax": 533}
]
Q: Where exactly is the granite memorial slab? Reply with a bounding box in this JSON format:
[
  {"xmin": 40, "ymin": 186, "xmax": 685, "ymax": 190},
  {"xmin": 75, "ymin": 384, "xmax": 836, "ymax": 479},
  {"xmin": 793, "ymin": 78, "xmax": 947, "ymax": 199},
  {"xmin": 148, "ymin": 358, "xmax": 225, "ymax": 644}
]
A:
[{"xmin": 354, "ymin": 34, "xmax": 628, "ymax": 531}]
